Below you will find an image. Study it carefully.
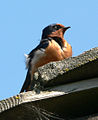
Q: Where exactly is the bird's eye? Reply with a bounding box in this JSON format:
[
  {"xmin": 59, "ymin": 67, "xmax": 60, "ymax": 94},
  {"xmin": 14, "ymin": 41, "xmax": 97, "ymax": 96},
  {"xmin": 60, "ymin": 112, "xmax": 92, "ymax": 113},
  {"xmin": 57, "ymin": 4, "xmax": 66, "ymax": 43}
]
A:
[
  {"xmin": 54, "ymin": 25, "xmax": 58, "ymax": 29},
  {"xmin": 53, "ymin": 25, "xmax": 62, "ymax": 30}
]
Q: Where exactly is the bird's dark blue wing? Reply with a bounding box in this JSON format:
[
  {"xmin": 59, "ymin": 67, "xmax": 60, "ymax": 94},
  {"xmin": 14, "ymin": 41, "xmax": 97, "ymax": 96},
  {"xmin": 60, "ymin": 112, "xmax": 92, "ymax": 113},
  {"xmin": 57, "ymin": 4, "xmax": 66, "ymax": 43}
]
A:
[
  {"xmin": 28, "ymin": 38, "xmax": 50, "ymax": 58},
  {"xmin": 20, "ymin": 68, "xmax": 31, "ymax": 93},
  {"xmin": 36, "ymin": 39, "xmax": 49, "ymax": 49},
  {"xmin": 20, "ymin": 38, "xmax": 51, "ymax": 93}
]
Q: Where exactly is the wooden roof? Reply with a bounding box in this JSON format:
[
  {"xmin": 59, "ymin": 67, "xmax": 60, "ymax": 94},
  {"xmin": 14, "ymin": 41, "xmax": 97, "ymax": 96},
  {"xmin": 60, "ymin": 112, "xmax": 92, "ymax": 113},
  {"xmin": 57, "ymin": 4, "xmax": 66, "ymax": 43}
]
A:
[{"xmin": 0, "ymin": 47, "xmax": 98, "ymax": 120}]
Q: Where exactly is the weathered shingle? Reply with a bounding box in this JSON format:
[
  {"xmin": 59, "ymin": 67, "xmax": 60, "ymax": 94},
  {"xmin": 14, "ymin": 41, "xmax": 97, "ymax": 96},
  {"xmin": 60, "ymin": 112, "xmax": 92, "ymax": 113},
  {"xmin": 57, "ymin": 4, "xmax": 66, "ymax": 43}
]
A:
[
  {"xmin": 32, "ymin": 47, "xmax": 98, "ymax": 90},
  {"xmin": 0, "ymin": 47, "xmax": 98, "ymax": 120}
]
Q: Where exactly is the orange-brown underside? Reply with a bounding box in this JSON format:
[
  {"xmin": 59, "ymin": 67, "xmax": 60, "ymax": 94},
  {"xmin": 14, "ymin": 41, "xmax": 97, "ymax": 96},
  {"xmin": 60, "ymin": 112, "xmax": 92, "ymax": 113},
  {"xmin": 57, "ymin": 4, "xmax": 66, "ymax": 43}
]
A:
[{"xmin": 35, "ymin": 40, "xmax": 72, "ymax": 69}]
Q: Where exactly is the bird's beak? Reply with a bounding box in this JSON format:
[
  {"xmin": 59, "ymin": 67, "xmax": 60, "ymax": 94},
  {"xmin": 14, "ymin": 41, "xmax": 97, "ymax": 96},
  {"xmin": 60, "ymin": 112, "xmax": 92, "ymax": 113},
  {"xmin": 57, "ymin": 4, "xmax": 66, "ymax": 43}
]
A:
[{"xmin": 63, "ymin": 26, "xmax": 71, "ymax": 33}]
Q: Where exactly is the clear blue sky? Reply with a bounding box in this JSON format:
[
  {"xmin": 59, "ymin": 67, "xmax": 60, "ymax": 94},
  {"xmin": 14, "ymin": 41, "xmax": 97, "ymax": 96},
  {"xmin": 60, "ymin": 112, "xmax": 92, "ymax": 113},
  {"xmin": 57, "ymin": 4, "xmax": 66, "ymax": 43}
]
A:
[{"xmin": 0, "ymin": 0, "xmax": 98, "ymax": 100}]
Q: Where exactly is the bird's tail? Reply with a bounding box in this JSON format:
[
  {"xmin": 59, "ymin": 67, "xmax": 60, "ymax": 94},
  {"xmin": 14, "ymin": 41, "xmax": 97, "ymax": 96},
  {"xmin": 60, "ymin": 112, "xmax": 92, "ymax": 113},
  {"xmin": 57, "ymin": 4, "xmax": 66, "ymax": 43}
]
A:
[{"xmin": 20, "ymin": 69, "xmax": 31, "ymax": 93}]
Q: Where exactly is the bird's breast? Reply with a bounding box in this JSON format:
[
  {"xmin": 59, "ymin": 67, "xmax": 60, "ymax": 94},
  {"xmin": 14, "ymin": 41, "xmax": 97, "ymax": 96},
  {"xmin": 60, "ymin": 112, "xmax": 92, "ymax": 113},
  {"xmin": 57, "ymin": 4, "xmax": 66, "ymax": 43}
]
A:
[
  {"xmin": 34, "ymin": 40, "xmax": 64, "ymax": 69},
  {"xmin": 33, "ymin": 40, "xmax": 72, "ymax": 71},
  {"xmin": 62, "ymin": 43, "xmax": 72, "ymax": 58}
]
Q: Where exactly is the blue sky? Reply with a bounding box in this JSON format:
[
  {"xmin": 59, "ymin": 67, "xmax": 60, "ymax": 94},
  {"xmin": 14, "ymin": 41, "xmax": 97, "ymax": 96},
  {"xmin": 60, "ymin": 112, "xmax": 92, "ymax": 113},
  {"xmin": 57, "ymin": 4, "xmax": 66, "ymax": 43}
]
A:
[{"xmin": 0, "ymin": 0, "xmax": 98, "ymax": 100}]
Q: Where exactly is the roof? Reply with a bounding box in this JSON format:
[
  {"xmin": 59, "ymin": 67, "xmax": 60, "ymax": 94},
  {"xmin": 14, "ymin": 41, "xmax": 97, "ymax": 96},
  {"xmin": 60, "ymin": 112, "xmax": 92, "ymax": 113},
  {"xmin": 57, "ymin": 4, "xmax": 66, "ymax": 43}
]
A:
[
  {"xmin": 32, "ymin": 47, "xmax": 98, "ymax": 90},
  {"xmin": 0, "ymin": 47, "xmax": 98, "ymax": 120}
]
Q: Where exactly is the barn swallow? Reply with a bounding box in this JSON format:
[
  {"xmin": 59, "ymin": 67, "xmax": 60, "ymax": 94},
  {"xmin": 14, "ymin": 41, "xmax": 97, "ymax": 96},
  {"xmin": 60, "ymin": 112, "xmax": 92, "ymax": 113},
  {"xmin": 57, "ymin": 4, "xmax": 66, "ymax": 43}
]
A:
[{"xmin": 20, "ymin": 23, "xmax": 72, "ymax": 93}]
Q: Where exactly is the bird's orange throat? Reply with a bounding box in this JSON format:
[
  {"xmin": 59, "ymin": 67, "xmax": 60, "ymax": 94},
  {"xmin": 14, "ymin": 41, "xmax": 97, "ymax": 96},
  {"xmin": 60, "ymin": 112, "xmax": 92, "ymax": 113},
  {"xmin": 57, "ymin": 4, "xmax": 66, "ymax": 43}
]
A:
[{"xmin": 48, "ymin": 29, "xmax": 64, "ymax": 40}]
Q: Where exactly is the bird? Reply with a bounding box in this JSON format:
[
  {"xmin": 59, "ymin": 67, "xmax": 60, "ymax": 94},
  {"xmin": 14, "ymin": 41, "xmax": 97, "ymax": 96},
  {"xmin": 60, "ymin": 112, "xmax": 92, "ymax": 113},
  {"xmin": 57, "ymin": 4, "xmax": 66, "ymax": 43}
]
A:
[{"xmin": 20, "ymin": 23, "xmax": 72, "ymax": 93}]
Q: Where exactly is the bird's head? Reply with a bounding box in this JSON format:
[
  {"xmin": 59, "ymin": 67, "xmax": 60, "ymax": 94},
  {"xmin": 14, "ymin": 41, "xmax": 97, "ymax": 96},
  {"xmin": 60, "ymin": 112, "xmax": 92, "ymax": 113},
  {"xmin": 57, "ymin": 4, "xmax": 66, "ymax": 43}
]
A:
[{"xmin": 41, "ymin": 23, "xmax": 70, "ymax": 39}]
